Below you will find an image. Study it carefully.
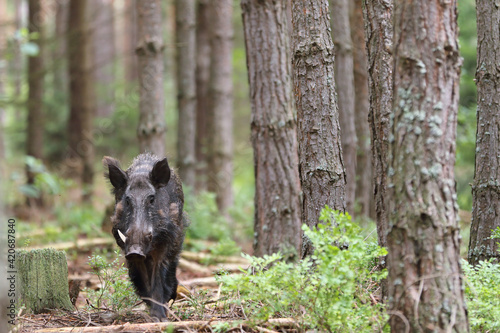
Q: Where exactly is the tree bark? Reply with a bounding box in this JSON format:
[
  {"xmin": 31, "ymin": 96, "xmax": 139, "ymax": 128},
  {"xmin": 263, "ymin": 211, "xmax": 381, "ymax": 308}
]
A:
[
  {"xmin": 123, "ymin": 0, "xmax": 138, "ymax": 83},
  {"xmin": 242, "ymin": 0, "xmax": 302, "ymax": 258},
  {"xmin": 350, "ymin": 0, "xmax": 372, "ymax": 219},
  {"xmin": 136, "ymin": 0, "xmax": 166, "ymax": 156},
  {"xmin": 67, "ymin": 0, "xmax": 95, "ymax": 201},
  {"xmin": 90, "ymin": 0, "xmax": 115, "ymax": 118},
  {"xmin": 363, "ymin": 0, "xmax": 392, "ymax": 248},
  {"xmin": 469, "ymin": 0, "xmax": 500, "ymax": 266},
  {"xmin": 194, "ymin": 0, "xmax": 211, "ymax": 192},
  {"xmin": 291, "ymin": 0, "xmax": 347, "ymax": 258},
  {"xmin": 387, "ymin": 0, "xmax": 469, "ymax": 331},
  {"xmin": 176, "ymin": 0, "xmax": 197, "ymax": 188},
  {"xmin": 207, "ymin": 0, "xmax": 234, "ymax": 214},
  {"xmin": 26, "ymin": 0, "xmax": 45, "ymax": 202},
  {"xmin": 331, "ymin": 0, "xmax": 356, "ymax": 215}
]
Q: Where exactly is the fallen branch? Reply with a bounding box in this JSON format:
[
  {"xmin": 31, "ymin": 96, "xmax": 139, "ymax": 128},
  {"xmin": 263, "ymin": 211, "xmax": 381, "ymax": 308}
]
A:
[
  {"xmin": 179, "ymin": 259, "xmax": 247, "ymax": 275},
  {"xmin": 182, "ymin": 251, "xmax": 250, "ymax": 265},
  {"xmin": 178, "ymin": 258, "xmax": 212, "ymax": 275},
  {"xmin": 181, "ymin": 275, "xmax": 235, "ymax": 288},
  {"xmin": 27, "ymin": 238, "xmax": 115, "ymax": 251},
  {"xmin": 34, "ymin": 317, "xmax": 297, "ymax": 333}
]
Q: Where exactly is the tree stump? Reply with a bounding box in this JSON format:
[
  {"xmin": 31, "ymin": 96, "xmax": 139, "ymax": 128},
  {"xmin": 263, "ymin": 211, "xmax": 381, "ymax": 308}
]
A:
[{"xmin": 18, "ymin": 249, "xmax": 73, "ymax": 313}]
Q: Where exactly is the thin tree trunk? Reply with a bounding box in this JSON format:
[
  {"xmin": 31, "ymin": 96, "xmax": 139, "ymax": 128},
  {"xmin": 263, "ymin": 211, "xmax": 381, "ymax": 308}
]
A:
[
  {"xmin": 13, "ymin": 0, "xmax": 24, "ymax": 101},
  {"xmin": 363, "ymin": 0, "xmax": 392, "ymax": 248},
  {"xmin": 67, "ymin": 0, "xmax": 95, "ymax": 201},
  {"xmin": 195, "ymin": 0, "xmax": 211, "ymax": 192},
  {"xmin": 291, "ymin": 0, "xmax": 347, "ymax": 258},
  {"xmin": 91, "ymin": 0, "xmax": 115, "ymax": 118},
  {"xmin": 53, "ymin": 0, "xmax": 68, "ymax": 95},
  {"xmin": 123, "ymin": 0, "xmax": 138, "ymax": 83},
  {"xmin": 207, "ymin": 0, "xmax": 234, "ymax": 214},
  {"xmin": 350, "ymin": 0, "xmax": 372, "ymax": 219},
  {"xmin": 136, "ymin": 0, "xmax": 166, "ymax": 156},
  {"xmin": 242, "ymin": 0, "xmax": 302, "ymax": 258},
  {"xmin": 469, "ymin": 0, "xmax": 500, "ymax": 266},
  {"xmin": 387, "ymin": 0, "xmax": 468, "ymax": 331},
  {"xmin": 176, "ymin": 0, "xmax": 197, "ymax": 188},
  {"xmin": 26, "ymin": 0, "xmax": 44, "ymax": 205},
  {"xmin": 331, "ymin": 0, "xmax": 356, "ymax": 215}
]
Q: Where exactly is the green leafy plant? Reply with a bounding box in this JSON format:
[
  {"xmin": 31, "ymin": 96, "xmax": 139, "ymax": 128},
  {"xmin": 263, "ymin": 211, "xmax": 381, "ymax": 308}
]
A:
[
  {"xmin": 185, "ymin": 191, "xmax": 231, "ymax": 241},
  {"xmin": 463, "ymin": 259, "xmax": 500, "ymax": 331},
  {"xmin": 491, "ymin": 227, "xmax": 500, "ymax": 241},
  {"xmin": 210, "ymin": 239, "xmax": 241, "ymax": 257},
  {"xmin": 218, "ymin": 207, "xmax": 388, "ymax": 332},
  {"xmin": 463, "ymin": 228, "xmax": 500, "ymax": 332},
  {"xmin": 84, "ymin": 250, "xmax": 140, "ymax": 315},
  {"xmin": 17, "ymin": 156, "xmax": 66, "ymax": 198}
]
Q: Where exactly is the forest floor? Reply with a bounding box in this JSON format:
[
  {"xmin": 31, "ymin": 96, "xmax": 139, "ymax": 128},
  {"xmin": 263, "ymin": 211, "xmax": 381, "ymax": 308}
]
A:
[{"xmin": 12, "ymin": 237, "xmax": 298, "ymax": 333}]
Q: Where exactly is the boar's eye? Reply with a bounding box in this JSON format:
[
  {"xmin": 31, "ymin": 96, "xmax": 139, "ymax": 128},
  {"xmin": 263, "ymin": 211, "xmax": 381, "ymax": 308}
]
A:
[
  {"xmin": 148, "ymin": 195, "xmax": 155, "ymax": 205},
  {"xmin": 124, "ymin": 196, "xmax": 132, "ymax": 208}
]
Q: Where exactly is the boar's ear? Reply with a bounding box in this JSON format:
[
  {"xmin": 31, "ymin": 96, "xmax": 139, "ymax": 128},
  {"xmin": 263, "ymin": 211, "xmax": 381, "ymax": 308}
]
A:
[
  {"xmin": 103, "ymin": 156, "xmax": 128, "ymax": 191},
  {"xmin": 150, "ymin": 158, "xmax": 171, "ymax": 188}
]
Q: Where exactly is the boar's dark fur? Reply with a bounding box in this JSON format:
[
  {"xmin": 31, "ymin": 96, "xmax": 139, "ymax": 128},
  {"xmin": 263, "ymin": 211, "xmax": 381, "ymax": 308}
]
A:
[{"xmin": 102, "ymin": 153, "xmax": 187, "ymax": 320}]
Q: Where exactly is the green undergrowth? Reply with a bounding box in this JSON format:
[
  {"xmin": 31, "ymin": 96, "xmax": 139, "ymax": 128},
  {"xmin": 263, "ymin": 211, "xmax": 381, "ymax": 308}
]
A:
[
  {"xmin": 463, "ymin": 227, "xmax": 500, "ymax": 332},
  {"xmin": 218, "ymin": 207, "xmax": 389, "ymax": 332},
  {"xmin": 84, "ymin": 250, "xmax": 140, "ymax": 315}
]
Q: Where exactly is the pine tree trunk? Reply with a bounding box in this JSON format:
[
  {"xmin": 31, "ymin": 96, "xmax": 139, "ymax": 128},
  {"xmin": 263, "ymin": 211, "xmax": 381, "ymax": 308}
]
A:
[
  {"xmin": 53, "ymin": 0, "xmax": 68, "ymax": 95},
  {"xmin": 350, "ymin": 0, "xmax": 372, "ymax": 219},
  {"xmin": 242, "ymin": 0, "xmax": 302, "ymax": 258},
  {"xmin": 469, "ymin": 0, "xmax": 500, "ymax": 266},
  {"xmin": 363, "ymin": 0, "xmax": 392, "ymax": 248},
  {"xmin": 387, "ymin": 0, "xmax": 469, "ymax": 331},
  {"xmin": 291, "ymin": 0, "xmax": 347, "ymax": 258},
  {"xmin": 123, "ymin": 0, "xmax": 138, "ymax": 84},
  {"xmin": 91, "ymin": 0, "xmax": 115, "ymax": 118},
  {"xmin": 195, "ymin": 0, "xmax": 211, "ymax": 192},
  {"xmin": 207, "ymin": 0, "xmax": 234, "ymax": 214},
  {"xmin": 18, "ymin": 249, "xmax": 73, "ymax": 313},
  {"xmin": 12, "ymin": 1, "xmax": 24, "ymax": 101},
  {"xmin": 67, "ymin": 0, "xmax": 95, "ymax": 201},
  {"xmin": 26, "ymin": 0, "xmax": 44, "ymax": 205},
  {"xmin": 331, "ymin": 0, "xmax": 356, "ymax": 215},
  {"xmin": 176, "ymin": 0, "xmax": 197, "ymax": 188},
  {"xmin": 135, "ymin": 0, "xmax": 166, "ymax": 156}
]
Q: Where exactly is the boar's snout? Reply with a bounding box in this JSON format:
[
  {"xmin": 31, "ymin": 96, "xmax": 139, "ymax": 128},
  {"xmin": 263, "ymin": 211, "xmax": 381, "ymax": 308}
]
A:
[
  {"xmin": 125, "ymin": 244, "xmax": 146, "ymax": 260},
  {"xmin": 123, "ymin": 228, "xmax": 153, "ymax": 261}
]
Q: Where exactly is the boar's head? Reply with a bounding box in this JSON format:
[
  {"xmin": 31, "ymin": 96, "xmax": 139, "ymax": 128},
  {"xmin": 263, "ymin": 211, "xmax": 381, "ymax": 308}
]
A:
[{"xmin": 103, "ymin": 155, "xmax": 173, "ymax": 261}]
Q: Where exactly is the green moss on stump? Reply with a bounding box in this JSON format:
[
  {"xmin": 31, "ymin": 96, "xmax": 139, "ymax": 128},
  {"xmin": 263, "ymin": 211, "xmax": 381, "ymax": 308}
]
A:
[{"xmin": 18, "ymin": 248, "xmax": 73, "ymax": 313}]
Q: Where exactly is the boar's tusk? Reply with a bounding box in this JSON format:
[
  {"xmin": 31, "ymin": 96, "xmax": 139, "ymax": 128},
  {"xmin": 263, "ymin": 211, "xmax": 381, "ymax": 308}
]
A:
[{"xmin": 117, "ymin": 229, "xmax": 127, "ymax": 243}]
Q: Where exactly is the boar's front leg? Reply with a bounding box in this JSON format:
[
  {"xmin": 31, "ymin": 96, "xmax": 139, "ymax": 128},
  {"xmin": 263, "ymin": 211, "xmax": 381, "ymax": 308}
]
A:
[
  {"xmin": 128, "ymin": 260, "xmax": 168, "ymax": 320},
  {"xmin": 149, "ymin": 264, "xmax": 167, "ymax": 320},
  {"xmin": 127, "ymin": 260, "xmax": 150, "ymax": 300},
  {"xmin": 163, "ymin": 259, "xmax": 179, "ymax": 302}
]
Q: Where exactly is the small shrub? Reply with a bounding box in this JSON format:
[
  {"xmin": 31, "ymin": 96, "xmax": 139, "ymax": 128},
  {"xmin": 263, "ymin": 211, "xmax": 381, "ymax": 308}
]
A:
[
  {"xmin": 218, "ymin": 207, "xmax": 388, "ymax": 332},
  {"xmin": 463, "ymin": 259, "xmax": 500, "ymax": 331},
  {"xmin": 463, "ymin": 228, "xmax": 500, "ymax": 332},
  {"xmin": 18, "ymin": 156, "xmax": 67, "ymax": 199},
  {"xmin": 210, "ymin": 239, "xmax": 241, "ymax": 257},
  {"xmin": 185, "ymin": 191, "xmax": 231, "ymax": 241},
  {"xmin": 491, "ymin": 227, "xmax": 500, "ymax": 240},
  {"xmin": 84, "ymin": 250, "xmax": 140, "ymax": 315}
]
